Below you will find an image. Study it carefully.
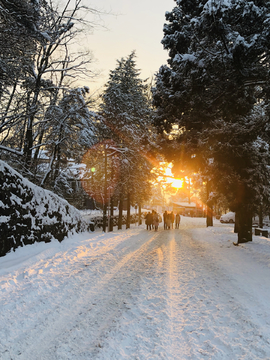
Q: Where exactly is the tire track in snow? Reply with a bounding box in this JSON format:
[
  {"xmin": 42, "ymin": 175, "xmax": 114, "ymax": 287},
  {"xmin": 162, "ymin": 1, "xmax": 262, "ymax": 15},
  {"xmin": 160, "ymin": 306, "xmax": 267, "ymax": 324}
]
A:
[
  {"xmin": 92, "ymin": 230, "xmax": 173, "ymax": 360},
  {"xmin": 7, "ymin": 229, "xmax": 160, "ymax": 360},
  {"xmin": 161, "ymin": 228, "xmax": 270, "ymax": 359},
  {"xmin": 1, "ymin": 230, "xmax": 140, "ymax": 359},
  {"xmin": 2, "ymin": 223, "xmax": 270, "ymax": 359},
  {"xmin": 164, "ymin": 232, "xmax": 196, "ymax": 359}
]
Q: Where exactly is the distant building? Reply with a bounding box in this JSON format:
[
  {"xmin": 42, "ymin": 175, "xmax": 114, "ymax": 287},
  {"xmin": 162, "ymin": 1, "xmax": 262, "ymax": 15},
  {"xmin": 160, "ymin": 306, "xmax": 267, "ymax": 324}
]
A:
[{"xmin": 171, "ymin": 201, "xmax": 204, "ymax": 217}]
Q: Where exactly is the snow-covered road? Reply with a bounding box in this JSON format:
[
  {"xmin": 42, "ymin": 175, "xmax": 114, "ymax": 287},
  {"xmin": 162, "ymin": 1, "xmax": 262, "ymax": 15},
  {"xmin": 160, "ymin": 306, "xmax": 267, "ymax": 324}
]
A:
[{"xmin": 1, "ymin": 217, "xmax": 270, "ymax": 359}]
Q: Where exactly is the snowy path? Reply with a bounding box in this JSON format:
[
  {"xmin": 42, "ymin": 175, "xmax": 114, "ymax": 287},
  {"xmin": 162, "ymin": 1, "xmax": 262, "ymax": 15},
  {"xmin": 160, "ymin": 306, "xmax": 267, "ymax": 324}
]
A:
[{"xmin": 1, "ymin": 218, "xmax": 270, "ymax": 359}]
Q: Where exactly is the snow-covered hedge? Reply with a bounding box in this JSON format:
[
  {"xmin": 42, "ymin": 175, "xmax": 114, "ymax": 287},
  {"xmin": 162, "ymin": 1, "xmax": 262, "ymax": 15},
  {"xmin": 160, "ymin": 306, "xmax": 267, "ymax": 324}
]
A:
[
  {"xmin": 0, "ymin": 161, "xmax": 87, "ymax": 257},
  {"xmin": 92, "ymin": 213, "xmax": 146, "ymax": 228}
]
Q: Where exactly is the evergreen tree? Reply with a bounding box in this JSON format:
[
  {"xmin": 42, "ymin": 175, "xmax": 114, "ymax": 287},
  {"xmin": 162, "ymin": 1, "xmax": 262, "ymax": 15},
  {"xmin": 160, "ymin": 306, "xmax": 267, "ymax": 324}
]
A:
[
  {"xmin": 100, "ymin": 51, "xmax": 152, "ymax": 145},
  {"xmin": 152, "ymin": 0, "xmax": 270, "ymax": 242},
  {"xmin": 99, "ymin": 52, "xmax": 155, "ymax": 229}
]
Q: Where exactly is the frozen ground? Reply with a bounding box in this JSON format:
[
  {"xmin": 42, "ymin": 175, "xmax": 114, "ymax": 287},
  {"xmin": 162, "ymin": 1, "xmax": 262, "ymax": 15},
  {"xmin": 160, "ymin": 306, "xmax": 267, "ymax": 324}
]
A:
[{"xmin": 0, "ymin": 217, "xmax": 270, "ymax": 359}]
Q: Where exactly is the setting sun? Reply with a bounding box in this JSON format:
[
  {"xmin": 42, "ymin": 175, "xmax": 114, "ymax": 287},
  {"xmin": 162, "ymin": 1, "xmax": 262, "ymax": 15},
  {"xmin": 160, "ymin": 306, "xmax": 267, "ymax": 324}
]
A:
[
  {"xmin": 171, "ymin": 179, "xmax": 184, "ymax": 189},
  {"xmin": 156, "ymin": 163, "xmax": 185, "ymax": 189}
]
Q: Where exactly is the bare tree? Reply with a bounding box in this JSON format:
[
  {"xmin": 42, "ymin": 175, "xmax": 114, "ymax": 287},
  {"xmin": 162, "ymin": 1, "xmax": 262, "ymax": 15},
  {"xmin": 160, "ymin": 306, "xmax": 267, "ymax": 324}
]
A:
[{"xmin": 0, "ymin": 0, "xmax": 100, "ymax": 182}]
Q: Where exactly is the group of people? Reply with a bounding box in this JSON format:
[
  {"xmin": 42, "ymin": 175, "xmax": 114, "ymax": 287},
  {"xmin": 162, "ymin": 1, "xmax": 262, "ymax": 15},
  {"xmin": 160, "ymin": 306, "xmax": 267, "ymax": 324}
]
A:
[
  {"xmin": 145, "ymin": 210, "xmax": 160, "ymax": 231},
  {"xmin": 145, "ymin": 210, "xmax": 181, "ymax": 231},
  {"xmin": 163, "ymin": 211, "xmax": 181, "ymax": 229}
]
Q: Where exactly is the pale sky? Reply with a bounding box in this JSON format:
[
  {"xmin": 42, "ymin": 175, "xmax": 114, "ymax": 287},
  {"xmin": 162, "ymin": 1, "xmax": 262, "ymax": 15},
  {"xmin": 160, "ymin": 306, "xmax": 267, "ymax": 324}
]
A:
[{"xmin": 85, "ymin": 0, "xmax": 175, "ymax": 93}]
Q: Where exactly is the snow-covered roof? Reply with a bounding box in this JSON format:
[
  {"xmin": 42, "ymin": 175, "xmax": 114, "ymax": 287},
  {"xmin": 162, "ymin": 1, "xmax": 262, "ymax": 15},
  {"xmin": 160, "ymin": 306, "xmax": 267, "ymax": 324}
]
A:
[{"xmin": 171, "ymin": 201, "xmax": 197, "ymax": 208}]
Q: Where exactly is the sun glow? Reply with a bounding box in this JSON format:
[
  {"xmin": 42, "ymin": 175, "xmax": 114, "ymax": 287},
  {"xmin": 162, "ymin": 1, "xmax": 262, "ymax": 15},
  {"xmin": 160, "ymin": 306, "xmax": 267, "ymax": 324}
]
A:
[
  {"xmin": 171, "ymin": 179, "xmax": 184, "ymax": 189},
  {"xmin": 157, "ymin": 163, "xmax": 184, "ymax": 189}
]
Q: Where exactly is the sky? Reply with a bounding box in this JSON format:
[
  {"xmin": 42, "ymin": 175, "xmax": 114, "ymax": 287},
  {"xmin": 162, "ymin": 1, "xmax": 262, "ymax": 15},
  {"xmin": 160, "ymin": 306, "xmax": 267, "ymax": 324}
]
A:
[{"xmin": 85, "ymin": 0, "xmax": 175, "ymax": 93}]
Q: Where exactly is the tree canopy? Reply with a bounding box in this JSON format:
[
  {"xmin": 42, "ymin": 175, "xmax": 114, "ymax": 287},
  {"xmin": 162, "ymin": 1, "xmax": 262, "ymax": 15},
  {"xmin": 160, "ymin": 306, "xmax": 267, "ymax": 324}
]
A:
[
  {"xmin": 0, "ymin": 0, "xmax": 98, "ymax": 191},
  {"xmin": 152, "ymin": 0, "xmax": 270, "ymax": 242},
  {"xmin": 96, "ymin": 52, "xmax": 156, "ymax": 211}
]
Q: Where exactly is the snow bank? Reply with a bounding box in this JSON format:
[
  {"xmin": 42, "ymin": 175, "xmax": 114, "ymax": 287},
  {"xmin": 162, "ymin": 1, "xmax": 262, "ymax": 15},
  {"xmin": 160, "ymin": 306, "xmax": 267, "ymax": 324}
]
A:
[{"xmin": 0, "ymin": 160, "xmax": 87, "ymax": 257}]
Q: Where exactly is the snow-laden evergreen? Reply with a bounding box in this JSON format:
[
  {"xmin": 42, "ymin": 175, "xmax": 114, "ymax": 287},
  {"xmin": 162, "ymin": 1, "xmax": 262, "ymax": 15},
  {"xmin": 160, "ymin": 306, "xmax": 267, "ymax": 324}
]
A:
[
  {"xmin": 100, "ymin": 51, "xmax": 152, "ymax": 143},
  {"xmin": 154, "ymin": 0, "xmax": 270, "ymax": 126},
  {"xmin": 91, "ymin": 52, "xmax": 157, "ymax": 226},
  {"xmin": 152, "ymin": 0, "xmax": 270, "ymax": 242}
]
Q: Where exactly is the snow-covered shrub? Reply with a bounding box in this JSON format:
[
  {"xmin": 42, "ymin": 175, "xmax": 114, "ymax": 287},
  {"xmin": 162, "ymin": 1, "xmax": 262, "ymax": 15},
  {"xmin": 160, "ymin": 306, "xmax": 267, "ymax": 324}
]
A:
[{"xmin": 0, "ymin": 160, "xmax": 87, "ymax": 257}]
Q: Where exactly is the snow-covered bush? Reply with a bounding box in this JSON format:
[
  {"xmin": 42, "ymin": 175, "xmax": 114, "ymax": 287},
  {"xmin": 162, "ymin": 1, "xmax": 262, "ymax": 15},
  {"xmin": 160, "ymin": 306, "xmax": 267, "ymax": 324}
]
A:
[
  {"xmin": 0, "ymin": 160, "xmax": 87, "ymax": 257},
  {"xmin": 91, "ymin": 212, "xmax": 146, "ymax": 228}
]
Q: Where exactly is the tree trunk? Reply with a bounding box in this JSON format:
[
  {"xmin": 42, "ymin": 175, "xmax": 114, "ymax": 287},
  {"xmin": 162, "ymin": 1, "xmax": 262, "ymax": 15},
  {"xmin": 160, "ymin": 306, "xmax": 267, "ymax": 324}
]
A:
[
  {"xmin": 32, "ymin": 128, "xmax": 45, "ymax": 178},
  {"xmin": 23, "ymin": 96, "xmax": 33, "ymax": 169},
  {"xmin": 234, "ymin": 211, "xmax": 239, "ymax": 233},
  {"xmin": 40, "ymin": 148, "xmax": 56, "ymax": 187},
  {"xmin": 24, "ymin": 74, "xmax": 42, "ymax": 169},
  {"xmin": 126, "ymin": 193, "xmax": 130, "ymax": 229},
  {"xmin": 139, "ymin": 203, "xmax": 142, "ymax": 225},
  {"xmin": 103, "ymin": 202, "xmax": 107, "ymax": 233},
  {"xmin": 102, "ymin": 145, "xmax": 107, "ymax": 232},
  {"xmin": 206, "ymin": 206, "xmax": 213, "ymax": 227},
  {"xmin": 2, "ymin": 79, "xmax": 18, "ymax": 124},
  {"xmin": 24, "ymin": 126, "xmax": 33, "ymax": 168},
  {"xmin": 237, "ymin": 207, "xmax": 252, "ymax": 243},
  {"xmin": 259, "ymin": 204, "xmax": 263, "ymax": 228},
  {"xmin": 118, "ymin": 196, "xmax": 123, "ymax": 230},
  {"xmin": 206, "ymin": 181, "xmax": 213, "ymax": 227},
  {"xmin": 109, "ymin": 196, "xmax": 114, "ymax": 232},
  {"xmin": 54, "ymin": 143, "xmax": 61, "ymax": 181}
]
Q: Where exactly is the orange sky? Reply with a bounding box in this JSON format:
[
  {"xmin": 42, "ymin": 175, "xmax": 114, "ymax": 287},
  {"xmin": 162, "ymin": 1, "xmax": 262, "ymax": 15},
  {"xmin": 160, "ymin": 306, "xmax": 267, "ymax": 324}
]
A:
[{"xmin": 83, "ymin": 0, "xmax": 175, "ymax": 92}]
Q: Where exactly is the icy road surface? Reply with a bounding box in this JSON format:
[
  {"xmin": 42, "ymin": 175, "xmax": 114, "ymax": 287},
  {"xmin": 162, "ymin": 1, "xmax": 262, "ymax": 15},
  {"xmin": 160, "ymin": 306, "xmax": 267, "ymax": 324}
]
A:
[{"xmin": 1, "ymin": 217, "xmax": 270, "ymax": 359}]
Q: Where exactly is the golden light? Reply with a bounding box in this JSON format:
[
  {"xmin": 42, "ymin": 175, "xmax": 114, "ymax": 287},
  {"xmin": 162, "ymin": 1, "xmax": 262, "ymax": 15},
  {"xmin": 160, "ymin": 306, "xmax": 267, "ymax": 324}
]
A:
[
  {"xmin": 156, "ymin": 163, "xmax": 185, "ymax": 189},
  {"xmin": 164, "ymin": 165, "xmax": 173, "ymax": 177},
  {"xmin": 171, "ymin": 179, "xmax": 184, "ymax": 189}
]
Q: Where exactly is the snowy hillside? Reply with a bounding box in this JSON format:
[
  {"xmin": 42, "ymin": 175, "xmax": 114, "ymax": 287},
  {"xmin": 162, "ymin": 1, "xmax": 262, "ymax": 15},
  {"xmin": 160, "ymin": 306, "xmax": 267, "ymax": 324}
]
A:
[{"xmin": 0, "ymin": 160, "xmax": 87, "ymax": 257}]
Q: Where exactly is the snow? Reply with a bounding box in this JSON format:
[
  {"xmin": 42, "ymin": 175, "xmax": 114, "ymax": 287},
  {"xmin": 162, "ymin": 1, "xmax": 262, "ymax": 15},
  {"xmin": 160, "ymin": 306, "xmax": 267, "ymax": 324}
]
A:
[
  {"xmin": 0, "ymin": 160, "xmax": 86, "ymax": 254},
  {"xmin": 1, "ymin": 217, "xmax": 270, "ymax": 359},
  {"xmin": 203, "ymin": 0, "xmax": 232, "ymax": 14},
  {"xmin": 173, "ymin": 54, "xmax": 197, "ymax": 64}
]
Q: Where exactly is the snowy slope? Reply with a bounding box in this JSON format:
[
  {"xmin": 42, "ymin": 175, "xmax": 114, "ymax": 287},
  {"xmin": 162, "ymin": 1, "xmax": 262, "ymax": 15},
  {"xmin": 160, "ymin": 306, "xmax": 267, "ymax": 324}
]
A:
[
  {"xmin": 0, "ymin": 160, "xmax": 86, "ymax": 256},
  {"xmin": 0, "ymin": 217, "xmax": 270, "ymax": 359}
]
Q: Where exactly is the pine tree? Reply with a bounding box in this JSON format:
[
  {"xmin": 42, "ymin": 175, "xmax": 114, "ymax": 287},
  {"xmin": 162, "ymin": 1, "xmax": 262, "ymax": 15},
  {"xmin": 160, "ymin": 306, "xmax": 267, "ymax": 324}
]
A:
[
  {"xmin": 100, "ymin": 51, "xmax": 151, "ymax": 144},
  {"xmin": 153, "ymin": 0, "xmax": 270, "ymax": 242},
  {"xmin": 99, "ymin": 52, "xmax": 155, "ymax": 229}
]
